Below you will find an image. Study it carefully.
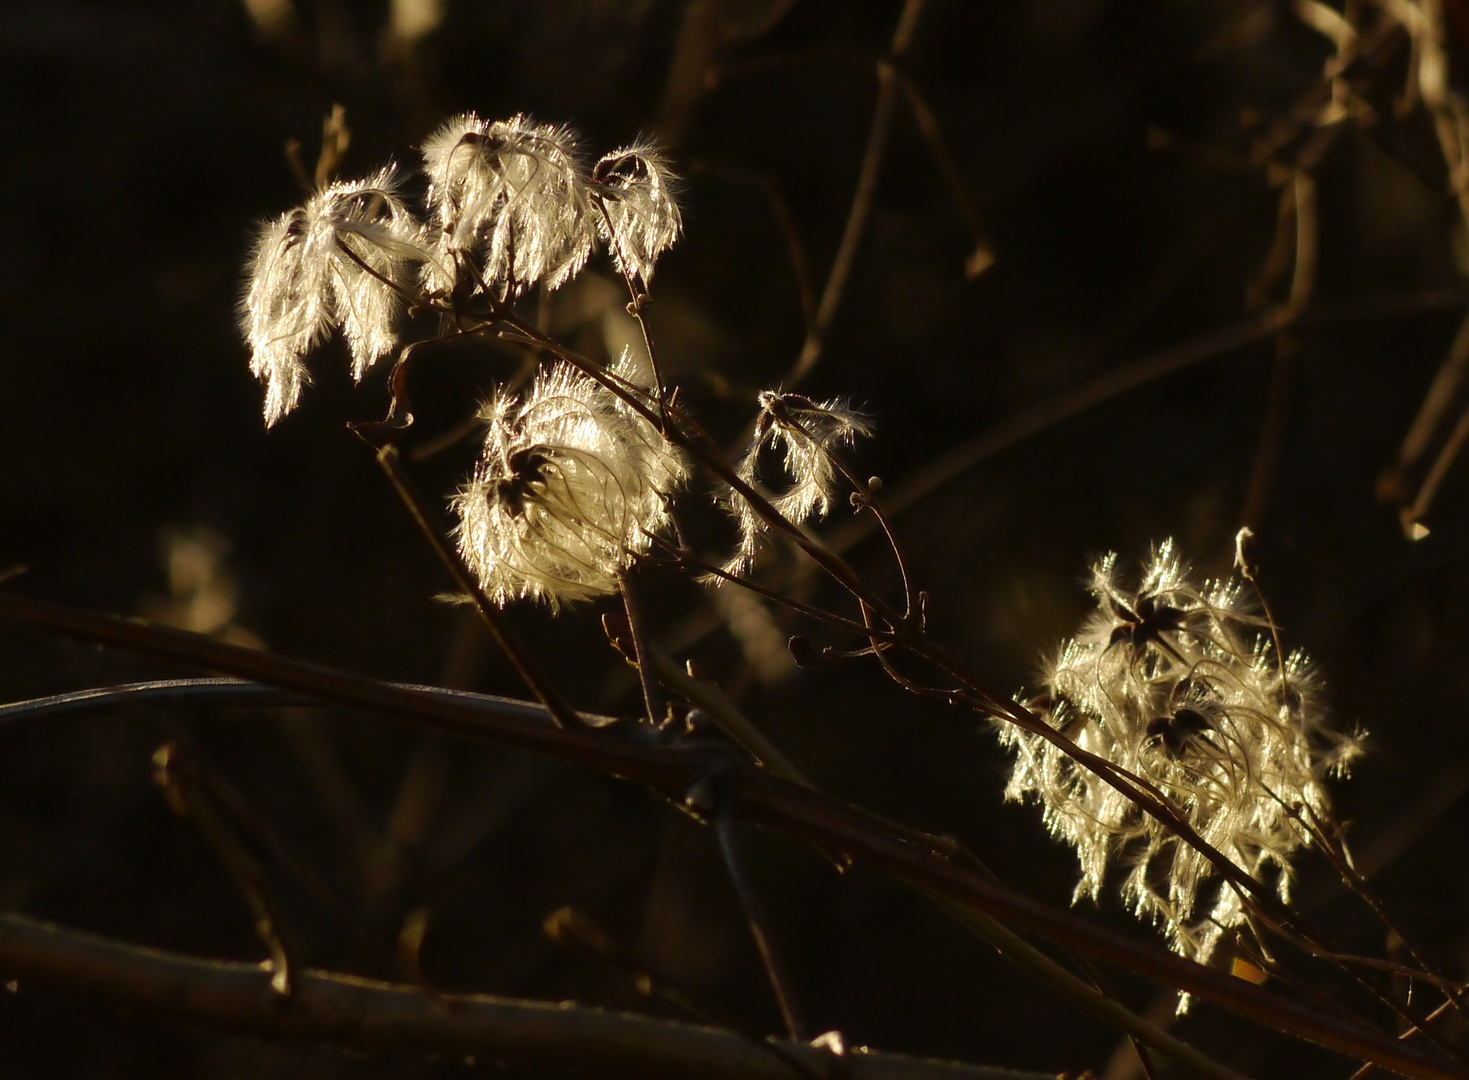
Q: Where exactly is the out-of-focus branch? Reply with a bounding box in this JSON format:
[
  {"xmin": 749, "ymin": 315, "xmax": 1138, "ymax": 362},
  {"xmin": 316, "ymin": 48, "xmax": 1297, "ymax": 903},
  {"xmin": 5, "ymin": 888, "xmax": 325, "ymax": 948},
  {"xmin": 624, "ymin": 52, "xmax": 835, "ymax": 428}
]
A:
[
  {"xmin": 888, "ymin": 65, "xmax": 994, "ymax": 280},
  {"xmin": 0, "ymin": 676, "xmax": 616, "ymax": 728},
  {"xmin": 788, "ymin": 0, "xmax": 927, "ymax": 385},
  {"xmin": 0, "ymin": 910, "xmax": 1047, "ymax": 1080}
]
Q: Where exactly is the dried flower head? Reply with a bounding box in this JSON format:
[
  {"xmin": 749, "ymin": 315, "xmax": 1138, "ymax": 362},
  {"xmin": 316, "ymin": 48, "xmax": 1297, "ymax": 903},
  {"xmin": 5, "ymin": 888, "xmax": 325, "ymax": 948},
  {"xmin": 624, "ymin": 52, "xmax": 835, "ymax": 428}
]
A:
[
  {"xmin": 241, "ymin": 167, "xmax": 426, "ymax": 425},
  {"xmin": 592, "ymin": 141, "xmax": 683, "ymax": 293},
  {"xmin": 716, "ymin": 392, "xmax": 872, "ymax": 578},
  {"xmin": 452, "ymin": 354, "xmax": 687, "ymax": 609},
  {"xmin": 999, "ymin": 540, "xmax": 1360, "ymax": 974},
  {"xmin": 421, "ymin": 112, "xmax": 595, "ymax": 300}
]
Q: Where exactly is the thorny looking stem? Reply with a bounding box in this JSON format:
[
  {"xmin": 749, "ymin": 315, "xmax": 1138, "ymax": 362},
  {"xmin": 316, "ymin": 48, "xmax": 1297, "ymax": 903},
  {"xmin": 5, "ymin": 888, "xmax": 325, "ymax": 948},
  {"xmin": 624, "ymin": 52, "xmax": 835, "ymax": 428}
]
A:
[{"xmin": 18, "ymin": 672, "xmax": 1240, "ymax": 1071}]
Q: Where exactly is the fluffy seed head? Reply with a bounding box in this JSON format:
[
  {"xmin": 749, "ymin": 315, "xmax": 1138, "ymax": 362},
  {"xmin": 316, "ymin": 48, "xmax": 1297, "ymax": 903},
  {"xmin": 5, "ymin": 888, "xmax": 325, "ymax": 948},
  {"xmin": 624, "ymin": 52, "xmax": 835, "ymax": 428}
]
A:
[
  {"xmin": 716, "ymin": 392, "xmax": 872, "ymax": 578},
  {"xmin": 1000, "ymin": 540, "xmax": 1361, "ymax": 975},
  {"xmin": 421, "ymin": 112, "xmax": 595, "ymax": 300},
  {"xmin": 452, "ymin": 354, "xmax": 687, "ymax": 609},
  {"xmin": 592, "ymin": 141, "xmax": 683, "ymax": 293},
  {"xmin": 241, "ymin": 167, "xmax": 426, "ymax": 425}
]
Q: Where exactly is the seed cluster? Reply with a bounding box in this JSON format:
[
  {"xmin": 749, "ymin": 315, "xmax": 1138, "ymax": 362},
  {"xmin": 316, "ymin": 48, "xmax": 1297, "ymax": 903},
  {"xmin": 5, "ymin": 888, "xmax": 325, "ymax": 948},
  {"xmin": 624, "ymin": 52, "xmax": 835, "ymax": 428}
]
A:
[{"xmin": 1000, "ymin": 541, "xmax": 1361, "ymax": 970}]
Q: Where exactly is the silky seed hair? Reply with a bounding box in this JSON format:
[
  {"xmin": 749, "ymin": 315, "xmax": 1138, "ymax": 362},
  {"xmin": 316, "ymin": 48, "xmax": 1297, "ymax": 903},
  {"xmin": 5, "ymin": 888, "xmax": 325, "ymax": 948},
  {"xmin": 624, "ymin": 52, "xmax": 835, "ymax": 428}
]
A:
[
  {"xmin": 452, "ymin": 352, "xmax": 688, "ymax": 610},
  {"xmin": 241, "ymin": 166, "xmax": 428, "ymax": 425},
  {"xmin": 420, "ymin": 112, "xmax": 596, "ymax": 301},
  {"xmin": 999, "ymin": 540, "xmax": 1361, "ymax": 981},
  {"xmin": 715, "ymin": 392, "xmax": 872, "ymax": 579},
  {"xmin": 592, "ymin": 140, "xmax": 683, "ymax": 294}
]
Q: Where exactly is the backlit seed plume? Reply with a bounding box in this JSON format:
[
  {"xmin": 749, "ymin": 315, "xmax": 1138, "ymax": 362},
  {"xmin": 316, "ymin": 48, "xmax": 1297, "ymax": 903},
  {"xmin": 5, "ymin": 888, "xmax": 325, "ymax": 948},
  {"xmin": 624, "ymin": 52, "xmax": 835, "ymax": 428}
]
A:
[
  {"xmin": 717, "ymin": 392, "xmax": 872, "ymax": 578},
  {"xmin": 242, "ymin": 167, "xmax": 427, "ymax": 425},
  {"xmin": 451, "ymin": 353, "xmax": 687, "ymax": 609},
  {"xmin": 421, "ymin": 112, "xmax": 595, "ymax": 300},
  {"xmin": 592, "ymin": 141, "xmax": 682, "ymax": 293},
  {"xmin": 999, "ymin": 540, "xmax": 1361, "ymax": 978}
]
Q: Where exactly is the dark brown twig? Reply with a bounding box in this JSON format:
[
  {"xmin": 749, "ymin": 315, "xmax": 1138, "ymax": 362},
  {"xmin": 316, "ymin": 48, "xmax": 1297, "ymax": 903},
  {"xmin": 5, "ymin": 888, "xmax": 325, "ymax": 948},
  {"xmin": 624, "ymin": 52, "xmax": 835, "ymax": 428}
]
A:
[
  {"xmin": 886, "ymin": 64, "xmax": 994, "ymax": 279},
  {"xmin": 152, "ymin": 741, "xmax": 296, "ymax": 995},
  {"xmin": 370, "ymin": 444, "xmax": 589, "ymax": 731},
  {"xmin": 619, "ymin": 568, "xmax": 669, "ymax": 725},
  {"xmin": 714, "ymin": 812, "xmax": 808, "ymax": 1042},
  {"xmin": 787, "ymin": 0, "xmax": 928, "ymax": 385}
]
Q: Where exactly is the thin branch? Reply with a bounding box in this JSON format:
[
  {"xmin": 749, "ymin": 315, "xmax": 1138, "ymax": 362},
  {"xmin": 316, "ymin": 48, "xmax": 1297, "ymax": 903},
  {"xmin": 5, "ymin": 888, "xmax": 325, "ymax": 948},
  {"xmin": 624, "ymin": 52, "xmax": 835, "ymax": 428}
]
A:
[
  {"xmin": 1401, "ymin": 394, "xmax": 1469, "ymax": 534},
  {"xmin": 690, "ymin": 162, "xmax": 817, "ymax": 329},
  {"xmin": 816, "ymin": 289, "xmax": 1469, "ymax": 562},
  {"xmin": 1071, "ymin": 956, "xmax": 1164, "ymax": 1080},
  {"xmin": 1240, "ymin": 333, "xmax": 1301, "ymax": 530},
  {"xmin": 371, "ymin": 444, "xmax": 589, "ymax": 731},
  {"xmin": 887, "ymin": 64, "xmax": 994, "ymax": 279},
  {"xmin": 592, "ymin": 193, "xmax": 670, "ymax": 429},
  {"xmin": 1386, "ymin": 310, "xmax": 1469, "ymax": 493},
  {"xmin": 0, "ymin": 677, "xmax": 615, "ymax": 728},
  {"xmin": 544, "ymin": 905, "xmax": 821, "ymax": 1080},
  {"xmin": 619, "ymin": 569, "xmax": 670, "ymax": 725},
  {"xmin": 715, "ymin": 813, "xmax": 809, "ymax": 1042},
  {"xmin": 933, "ymin": 898, "xmax": 1250, "ymax": 1080},
  {"xmin": 153, "ymin": 742, "xmax": 296, "ymax": 995},
  {"xmin": 788, "ymin": 0, "xmax": 928, "ymax": 385},
  {"xmin": 0, "ymin": 910, "xmax": 1044, "ymax": 1080}
]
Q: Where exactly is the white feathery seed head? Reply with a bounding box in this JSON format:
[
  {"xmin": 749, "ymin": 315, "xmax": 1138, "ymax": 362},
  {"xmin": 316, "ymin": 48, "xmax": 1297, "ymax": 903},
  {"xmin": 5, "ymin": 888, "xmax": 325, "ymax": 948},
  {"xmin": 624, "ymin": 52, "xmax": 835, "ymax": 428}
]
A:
[
  {"xmin": 241, "ymin": 166, "xmax": 427, "ymax": 426},
  {"xmin": 421, "ymin": 112, "xmax": 596, "ymax": 300},
  {"xmin": 451, "ymin": 352, "xmax": 687, "ymax": 609},
  {"xmin": 999, "ymin": 540, "xmax": 1361, "ymax": 982},
  {"xmin": 592, "ymin": 141, "xmax": 683, "ymax": 293},
  {"xmin": 717, "ymin": 392, "xmax": 872, "ymax": 578}
]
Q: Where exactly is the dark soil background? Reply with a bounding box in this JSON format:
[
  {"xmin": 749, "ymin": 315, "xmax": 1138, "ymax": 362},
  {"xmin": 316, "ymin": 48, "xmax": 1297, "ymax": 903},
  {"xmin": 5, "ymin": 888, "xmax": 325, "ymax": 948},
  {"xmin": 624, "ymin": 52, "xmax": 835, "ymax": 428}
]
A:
[{"xmin": 3, "ymin": 1, "xmax": 1469, "ymax": 1077}]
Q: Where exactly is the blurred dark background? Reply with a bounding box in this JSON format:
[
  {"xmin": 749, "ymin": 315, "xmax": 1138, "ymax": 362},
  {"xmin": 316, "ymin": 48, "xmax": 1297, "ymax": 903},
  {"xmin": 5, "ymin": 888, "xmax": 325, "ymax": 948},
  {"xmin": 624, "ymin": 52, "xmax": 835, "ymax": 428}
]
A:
[{"xmin": 4, "ymin": 1, "xmax": 1469, "ymax": 1076}]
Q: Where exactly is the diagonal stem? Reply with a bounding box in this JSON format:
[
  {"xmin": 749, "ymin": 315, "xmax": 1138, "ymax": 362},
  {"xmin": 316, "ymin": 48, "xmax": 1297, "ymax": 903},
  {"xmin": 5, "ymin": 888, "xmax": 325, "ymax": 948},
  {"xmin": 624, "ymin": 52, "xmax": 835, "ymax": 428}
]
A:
[{"xmin": 714, "ymin": 812, "xmax": 808, "ymax": 1042}]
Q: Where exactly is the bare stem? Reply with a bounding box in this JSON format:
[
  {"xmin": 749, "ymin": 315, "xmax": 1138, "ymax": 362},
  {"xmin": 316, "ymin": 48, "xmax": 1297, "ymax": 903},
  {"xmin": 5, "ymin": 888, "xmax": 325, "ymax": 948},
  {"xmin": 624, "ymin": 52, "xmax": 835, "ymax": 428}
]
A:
[
  {"xmin": 715, "ymin": 813, "xmax": 808, "ymax": 1042},
  {"xmin": 372, "ymin": 444, "xmax": 587, "ymax": 730},
  {"xmin": 618, "ymin": 568, "xmax": 669, "ymax": 725}
]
